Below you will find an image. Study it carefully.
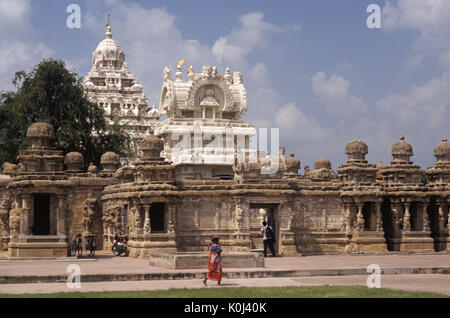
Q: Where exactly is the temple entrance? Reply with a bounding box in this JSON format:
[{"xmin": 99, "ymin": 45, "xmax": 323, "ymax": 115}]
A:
[
  {"xmin": 249, "ymin": 203, "xmax": 279, "ymax": 254},
  {"xmin": 151, "ymin": 202, "xmax": 165, "ymax": 232},
  {"xmin": 381, "ymin": 198, "xmax": 397, "ymax": 251},
  {"xmin": 428, "ymin": 198, "xmax": 446, "ymax": 251},
  {"xmin": 33, "ymin": 195, "xmax": 50, "ymax": 235},
  {"xmin": 410, "ymin": 202, "xmax": 421, "ymax": 231},
  {"xmin": 362, "ymin": 202, "xmax": 375, "ymax": 231}
]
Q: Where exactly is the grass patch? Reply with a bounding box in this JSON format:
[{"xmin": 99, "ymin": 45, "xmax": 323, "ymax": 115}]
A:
[{"xmin": 0, "ymin": 286, "xmax": 447, "ymax": 298}]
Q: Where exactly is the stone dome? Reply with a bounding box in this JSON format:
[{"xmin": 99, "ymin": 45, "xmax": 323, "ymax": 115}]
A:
[
  {"xmin": 64, "ymin": 152, "xmax": 83, "ymax": 164},
  {"xmin": 392, "ymin": 136, "xmax": 413, "ymax": 161},
  {"xmin": 434, "ymin": 138, "xmax": 450, "ymax": 162},
  {"xmin": 93, "ymin": 25, "xmax": 125, "ymax": 66},
  {"xmin": 100, "ymin": 152, "xmax": 120, "ymax": 165},
  {"xmin": 140, "ymin": 134, "xmax": 163, "ymax": 158},
  {"xmin": 314, "ymin": 157, "xmax": 332, "ymax": 170},
  {"xmin": 64, "ymin": 152, "xmax": 84, "ymax": 171},
  {"xmin": 26, "ymin": 122, "xmax": 55, "ymax": 147},
  {"xmin": 345, "ymin": 140, "xmax": 368, "ymax": 161}
]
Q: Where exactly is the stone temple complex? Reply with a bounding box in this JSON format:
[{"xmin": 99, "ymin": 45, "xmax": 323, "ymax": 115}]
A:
[{"xmin": 0, "ymin": 24, "xmax": 448, "ymax": 262}]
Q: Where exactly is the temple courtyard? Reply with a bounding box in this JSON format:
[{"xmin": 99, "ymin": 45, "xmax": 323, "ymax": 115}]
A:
[{"xmin": 0, "ymin": 253, "xmax": 449, "ymax": 296}]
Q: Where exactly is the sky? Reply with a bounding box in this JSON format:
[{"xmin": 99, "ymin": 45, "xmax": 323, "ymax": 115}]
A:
[{"xmin": 0, "ymin": 0, "xmax": 448, "ymax": 171}]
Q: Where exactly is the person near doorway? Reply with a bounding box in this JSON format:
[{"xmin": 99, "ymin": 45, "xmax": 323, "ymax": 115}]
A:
[
  {"xmin": 203, "ymin": 237, "xmax": 223, "ymax": 286},
  {"xmin": 260, "ymin": 221, "xmax": 276, "ymax": 257}
]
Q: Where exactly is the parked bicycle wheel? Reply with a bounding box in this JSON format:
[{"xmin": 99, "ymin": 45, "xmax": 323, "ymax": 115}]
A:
[
  {"xmin": 90, "ymin": 240, "xmax": 96, "ymax": 256},
  {"xmin": 76, "ymin": 242, "xmax": 82, "ymax": 257},
  {"xmin": 71, "ymin": 240, "xmax": 78, "ymax": 257}
]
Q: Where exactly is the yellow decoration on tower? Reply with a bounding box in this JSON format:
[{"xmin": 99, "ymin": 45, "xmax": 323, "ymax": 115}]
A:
[{"xmin": 177, "ymin": 58, "xmax": 186, "ymax": 66}]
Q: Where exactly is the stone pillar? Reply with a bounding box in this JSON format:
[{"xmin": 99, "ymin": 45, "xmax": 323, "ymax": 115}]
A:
[
  {"xmin": 375, "ymin": 201, "xmax": 383, "ymax": 232},
  {"xmin": 56, "ymin": 195, "xmax": 66, "ymax": 236},
  {"xmin": 422, "ymin": 202, "xmax": 430, "ymax": 232},
  {"xmin": 403, "ymin": 202, "xmax": 411, "ymax": 232},
  {"xmin": 391, "ymin": 201, "xmax": 401, "ymax": 235},
  {"xmin": 356, "ymin": 203, "xmax": 364, "ymax": 232},
  {"xmin": 135, "ymin": 204, "xmax": 143, "ymax": 235},
  {"xmin": 21, "ymin": 195, "xmax": 32, "ymax": 235},
  {"xmin": 437, "ymin": 202, "xmax": 445, "ymax": 233},
  {"xmin": 143, "ymin": 204, "xmax": 151, "ymax": 234},
  {"xmin": 167, "ymin": 203, "xmax": 176, "ymax": 235},
  {"xmin": 343, "ymin": 203, "xmax": 352, "ymax": 235}
]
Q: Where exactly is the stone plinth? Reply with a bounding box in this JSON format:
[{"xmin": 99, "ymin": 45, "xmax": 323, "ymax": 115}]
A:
[
  {"xmin": 349, "ymin": 231, "xmax": 387, "ymax": 253},
  {"xmin": 148, "ymin": 251, "xmax": 264, "ymax": 269},
  {"xmin": 294, "ymin": 231, "xmax": 348, "ymax": 255},
  {"xmin": 8, "ymin": 235, "xmax": 68, "ymax": 258},
  {"xmin": 399, "ymin": 231, "xmax": 435, "ymax": 253}
]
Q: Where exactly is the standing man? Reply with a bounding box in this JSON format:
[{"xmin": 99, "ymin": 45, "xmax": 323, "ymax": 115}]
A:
[{"xmin": 260, "ymin": 221, "xmax": 276, "ymax": 257}]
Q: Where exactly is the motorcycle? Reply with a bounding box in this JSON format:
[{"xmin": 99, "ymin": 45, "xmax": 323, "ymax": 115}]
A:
[{"xmin": 112, "ymin": 233, "xmax": 128, "ymax": 256}]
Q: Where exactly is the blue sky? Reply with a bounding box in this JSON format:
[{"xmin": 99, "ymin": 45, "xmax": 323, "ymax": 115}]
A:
[{"xmin": 1, "ymin": 0, "xmax": 449, "ymax": 170}]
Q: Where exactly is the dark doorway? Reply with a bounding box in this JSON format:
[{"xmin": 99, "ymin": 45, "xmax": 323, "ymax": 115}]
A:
[
  {"xmin": 362, "ymin": 202, "xmax": 374, "ymax": 231},
  {"xmin": 410, "ymin": 202, "xmax": 420, "ymax": 231},
  {"xmin": 381, "ymin": 198, "xmax": 396, "ymax": 251},
  {"xmin": 150, "ymin": 202, "xmax": 165, "ymax": 232},
  {"xmin": 33, "ymin": 195, "xmax": 50, "ymax": 235}
]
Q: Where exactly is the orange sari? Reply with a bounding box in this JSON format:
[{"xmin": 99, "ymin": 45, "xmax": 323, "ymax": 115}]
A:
[{"xmin": 207, "ymin": 243, "xmax": 222, "ymax": 281}]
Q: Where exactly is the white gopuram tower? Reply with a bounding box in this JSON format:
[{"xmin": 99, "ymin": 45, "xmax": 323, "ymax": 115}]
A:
[
  {"xmin": 154, "ymin": 64, "xmax": 257, "ymax": 180},
  {"xmin": 83, "ymin": 23, "xmax": 160, "ymax": 156}
]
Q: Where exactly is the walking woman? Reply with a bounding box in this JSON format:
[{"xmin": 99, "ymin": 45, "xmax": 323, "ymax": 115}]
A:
[{"xmin": 203, "ymin": 237, "xmax": 223, "ymax": 286}]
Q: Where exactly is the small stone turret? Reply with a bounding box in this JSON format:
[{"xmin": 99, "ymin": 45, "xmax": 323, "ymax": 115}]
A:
[
  {"xmin": 345, "ymin": 140, "xmax": 368, "ymax": 163},
  {"xmin": 310, "ymin": 157, "xmax": 335, "ymax": 181},
  {"xmin": 434, "ymin": 138, "xmax": 450, "ymax": 163},
  {"xmin": 64, "ymin": 152, "xmax": 84, "ymax": 172},
  {"xmin": 391, "ymin": 136, "xmax": 413, "ymax": 164},
  {"xmin": 100, "ymin": 152, "xmax": 120, "ymax": 172},
  {"xmin": 26, "ymin": 122, "xmax": 55, "ymax": 148},
  {"xmin": 285, "ymin": 153, "xmax": 300, "ymax": 177},
  {"xmin": 140, "ymin": 134, "xmax": 164, "ymax": 160}
]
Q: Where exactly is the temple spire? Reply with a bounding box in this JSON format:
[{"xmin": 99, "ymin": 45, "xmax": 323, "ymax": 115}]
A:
[{"xmin": 105, "ymin": 13, "xmax": 112, "ymax": 38}]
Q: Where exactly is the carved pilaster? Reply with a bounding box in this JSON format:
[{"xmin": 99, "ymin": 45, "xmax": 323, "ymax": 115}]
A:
[
  {"xmin": 375, "ymin": 201, "xmax": 383, "ymax": 232},
  {"xmin": 403, "ymin": 202, "xmax": 411, "ymax": 232},
  {"xmin": 356, "ymin": 203, "xmax": 364, "ymax": 232},
  {"xmin": 344, "ymin": 204, "xmax": 352, "ymax": 235},
  {"xmin": 167, "ymin": 203, "xmax": 176, "ymax": 235},
  {"xmin": 56, "ymin": 195, "xmax": 66, "ymax": 236},
  {"xmin": 21, "ymin": 195, "xmax": 32, "ymax": 235},
  {"xmin": 422, "ymin": 202, "xmax": 430, "ymax": 232},
  {"xmin": 143, "ymin": 204, "xmax": 151, "ymax": 234}
]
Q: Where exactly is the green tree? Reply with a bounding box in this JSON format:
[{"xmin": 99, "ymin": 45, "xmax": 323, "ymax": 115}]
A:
[{"xmin": 0, "ymin": 58, "xmax": 132, "ymax": 167}]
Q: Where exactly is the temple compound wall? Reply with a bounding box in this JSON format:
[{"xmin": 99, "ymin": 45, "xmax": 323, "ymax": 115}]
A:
[{"xmin": 0, "ymin": 64, "xmax": 448, "ymax": 259}]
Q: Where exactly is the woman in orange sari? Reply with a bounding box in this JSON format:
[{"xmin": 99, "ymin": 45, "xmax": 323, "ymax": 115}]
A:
[{"xmin": 203, "ymin": 237, "xmax": 222, "ymax": 286}]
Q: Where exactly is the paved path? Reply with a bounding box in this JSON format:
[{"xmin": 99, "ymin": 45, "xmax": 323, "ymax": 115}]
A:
[
  {"xmin": 1, "ymin": 254, "xmax": 449, "ymax": 276},
  {"xmin": 0, "ymin": 274, "xmax": 449, "ymax": 296},
  {"xmin": 0, "ymin": 254, "xmax": 449, "ymax": 295}
]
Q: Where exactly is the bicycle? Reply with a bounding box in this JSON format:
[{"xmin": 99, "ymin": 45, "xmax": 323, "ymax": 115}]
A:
[
  {"xmin": 85, "ymin": 233, "xmax": 96, "ymax": 257},
  {"xmin": 71, "ymin": 234, "xmax": 83, "ymax": 257}
]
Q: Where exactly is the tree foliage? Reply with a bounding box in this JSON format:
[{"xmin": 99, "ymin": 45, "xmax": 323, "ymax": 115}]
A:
[{"xmin": 0, "ymin": 59, "xmax": 132, "ymax": 167}]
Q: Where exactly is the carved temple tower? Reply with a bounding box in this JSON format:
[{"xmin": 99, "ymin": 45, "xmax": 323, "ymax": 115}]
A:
[
  {"xmin": 83, "ymin": 24, "xmax": 160, "ymax": 157},
  {"xmin": 154, "ymin": 65, "xmax": 257, "ymax": 180}
]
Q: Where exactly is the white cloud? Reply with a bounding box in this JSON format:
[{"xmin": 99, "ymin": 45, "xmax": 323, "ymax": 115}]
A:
[
  {"xmin": 376, "ymin": 71, "xmax": 450, "ymax": 130},
  {"xmin": 275, "ymin": 103, "xmax": 328, "ymax": 142},
  {"xmin": 0, "ymin": 0, "xmax": 53, "ymax": 91},
  {"xmin": 383, "ymin": 0, "xmax": 450, "ymax": 66},
  {"xmin": 312, "ymin": 72, "xmax": 350, "ymax": 100},
  {"xmin": 212, "ymin": 12, "xmax": 298, "ymax": 65}
]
